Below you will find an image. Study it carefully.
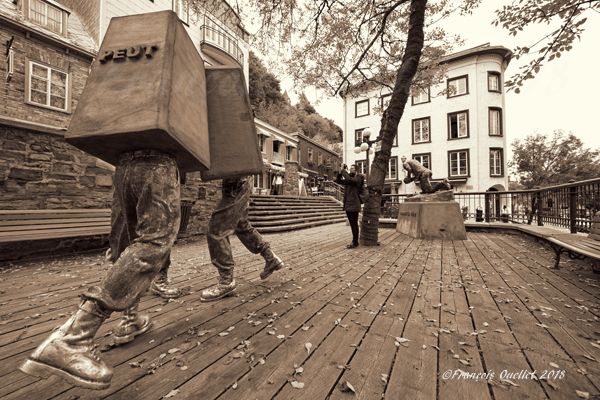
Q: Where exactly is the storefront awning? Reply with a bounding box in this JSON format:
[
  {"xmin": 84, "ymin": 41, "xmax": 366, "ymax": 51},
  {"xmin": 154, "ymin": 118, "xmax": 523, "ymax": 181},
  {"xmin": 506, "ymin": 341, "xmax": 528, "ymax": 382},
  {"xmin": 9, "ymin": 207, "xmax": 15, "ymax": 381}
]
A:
[
  {"xmin": 303, "ymin": 168, "xmax": 318, "ymax": 175},
  {"xmin": 270, "ymin": 165, "xmax": 286, "ymax": 172},
  {"xmin": 285, "ymin": 140, "xmax": 297, "ymax": 148},
  {"xmin": 273, "ymin": 137, "xmax": 286, "ymax": 143},
  {"xmin": 298, "ymin": 172, "xmax": 309, "ymax": 178},
  {"xmin": 257, "ymin": 127, "xmax": 271, "ymax": 137}
]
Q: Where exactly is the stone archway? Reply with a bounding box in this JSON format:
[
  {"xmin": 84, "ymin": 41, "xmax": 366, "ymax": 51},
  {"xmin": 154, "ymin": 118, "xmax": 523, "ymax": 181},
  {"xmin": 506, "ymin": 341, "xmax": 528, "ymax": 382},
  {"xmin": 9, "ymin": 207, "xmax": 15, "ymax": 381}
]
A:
[{"xmin": 486, "ymin": 184, "xmax": 506, "ymax": 221}]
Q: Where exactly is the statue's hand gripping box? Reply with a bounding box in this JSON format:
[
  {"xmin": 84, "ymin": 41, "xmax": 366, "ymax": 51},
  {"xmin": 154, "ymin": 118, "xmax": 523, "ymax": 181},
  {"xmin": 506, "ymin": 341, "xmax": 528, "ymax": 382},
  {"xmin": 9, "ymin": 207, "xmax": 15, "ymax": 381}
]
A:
[{"xmin": 65, "ymin": 11, "xmax": 210, "ymax": 173}]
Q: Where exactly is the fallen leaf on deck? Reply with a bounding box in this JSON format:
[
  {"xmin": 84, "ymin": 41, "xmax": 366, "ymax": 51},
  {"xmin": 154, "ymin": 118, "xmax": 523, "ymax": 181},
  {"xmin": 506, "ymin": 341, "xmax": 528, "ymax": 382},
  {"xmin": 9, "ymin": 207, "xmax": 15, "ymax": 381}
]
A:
[
  {"xmin": 542, "ymin": 378, "xmax": 558, "ymax": 390},
  {"xmin": 295, "ymin": 366, "xmax": 304, "ymax": 374},
  {"xmin": 219, "ymin": 332, "xmax": 229, "ymax": 336},
  {"xmin": 582, "ymin": 354, "xmax": 598, "ymax": 362},
  {"xmin": 227, "ymin": 326, "xmax": 235, "ymax": 332},
  {"xmin": 168, "ymin": 348, "xmax": 180, "ymax": 354},
  {"xmin": 494, "ymin": 329, "xmax": 505, "ymax": 333},
  {"xmin": 306, "ymin": 343, "xmax": 312, "ymax": 353},
  {"xmin": 432, "ymin": 345, "xmax": 440, "ymax": 351},
  {"xmin": 277, "ymin": 335, "xmax": 285, "ymax": 339},
  {"xmin": 422, "ymin": 345, "xmax": 427, "ymax": 350},
  {"xmin": 536, "ymin": 323, "xmax": 549, "ymax": 329},
  {"xmin": 164, "ymin": 389, "xmax": 179, "ymax": 398},
  {"xmin": 501, "ymin": 379, "xmax": 519, "ymax": 387},
  {"xmin": 291, "ymin": 381, "xmax": 305, "ymax": 389},
  {"xmin": 232, "ymin": 382, "xmax": 238, "ymax": 389},
  {"xmin": 268, "ymin": 331, "xmax": 275, "ymax": 335},
  {"xmin": 483, "ymin": 322, "xmax": 489, "ymax": 327},
  {"xmin": 591, "ymin": 342, "xmax": 600, "ymax": 350},
  {"xmin": 549, "ymin": 362, "xmax": 559, "ymax": 368},
  {"xmin": 396, "ymin": 337, "xmax": 410, "ymax": 343},
  {"xmin": 577, "ymin": 368, "xmax": 588, "ymax": 375},
  {"xmin": 302, "ymin": 326, "xmax": 310, "ymax": 331},
  {"xmin": 381, "ymin": 374, "xmax": 388, "ymax": 383},
  {"xmin": 576, "ymin": 390, "xmax": 590, "ymax": 399},
  {"xmin": 338, "ymin": 381, "xmax": 356, "ymax": 393}
]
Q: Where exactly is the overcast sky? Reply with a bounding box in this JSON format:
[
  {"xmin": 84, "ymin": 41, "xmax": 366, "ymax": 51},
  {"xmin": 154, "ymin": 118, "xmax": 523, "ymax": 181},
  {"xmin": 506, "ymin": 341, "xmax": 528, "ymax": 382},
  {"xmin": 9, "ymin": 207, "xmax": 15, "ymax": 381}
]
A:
[{"xmin": 282, "ymin": 1, "xmax": 600, "ymax": 156}]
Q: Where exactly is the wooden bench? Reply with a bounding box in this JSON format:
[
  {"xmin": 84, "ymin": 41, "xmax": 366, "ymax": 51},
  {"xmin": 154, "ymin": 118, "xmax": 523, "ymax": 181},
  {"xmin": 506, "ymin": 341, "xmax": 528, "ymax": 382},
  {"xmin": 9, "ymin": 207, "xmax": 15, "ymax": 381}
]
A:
[
  {"xmin": 0, "ymin": 209, "xmax": 111, "ymax": 243},
  {"xmin": 547, "ymin": 212, "xmax": 600, "ymax": 272}
]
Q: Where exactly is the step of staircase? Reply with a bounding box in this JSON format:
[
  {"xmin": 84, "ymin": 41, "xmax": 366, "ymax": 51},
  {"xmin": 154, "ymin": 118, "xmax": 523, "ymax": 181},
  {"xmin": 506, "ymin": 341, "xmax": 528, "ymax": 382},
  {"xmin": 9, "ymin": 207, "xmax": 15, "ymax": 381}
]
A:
[{"xmin": 249, "ymin": 194, "xmax": 345, "ymax": 233}]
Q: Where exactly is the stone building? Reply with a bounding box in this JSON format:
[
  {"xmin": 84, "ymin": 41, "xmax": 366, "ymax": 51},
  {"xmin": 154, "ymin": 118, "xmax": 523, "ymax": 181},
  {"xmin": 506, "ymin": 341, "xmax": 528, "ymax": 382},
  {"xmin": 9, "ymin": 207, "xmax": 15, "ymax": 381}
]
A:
[
  {"xmin": 253, "ymin": 118, "xmax": 299, "ymax": 196},
  {"xmin": 293, "ymin": 132, "xmax": 342, "ymax": 190},
  {"xmin": 342, "ymin": 43, "xmax": 512, "ymax": 203}
]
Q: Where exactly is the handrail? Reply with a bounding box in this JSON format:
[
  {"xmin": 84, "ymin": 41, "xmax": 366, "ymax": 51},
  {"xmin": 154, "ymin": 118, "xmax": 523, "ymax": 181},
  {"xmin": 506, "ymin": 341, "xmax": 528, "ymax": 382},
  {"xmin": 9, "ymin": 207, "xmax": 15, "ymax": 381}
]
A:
[
  {"xmin": 199, "ymin": 25, "xmax": 244, "ymax": 67},
  {"xmin": 381, "ymin": 177, "xmax": 600, "ymax": 234}
]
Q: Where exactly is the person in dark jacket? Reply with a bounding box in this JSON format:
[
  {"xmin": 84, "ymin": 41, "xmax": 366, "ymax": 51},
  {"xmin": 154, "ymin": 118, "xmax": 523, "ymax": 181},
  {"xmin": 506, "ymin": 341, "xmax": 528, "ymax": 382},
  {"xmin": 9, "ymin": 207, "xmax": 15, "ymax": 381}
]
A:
[{"xmin": 336, "ymin": 164, "xmax": 363, "ymax": 249}]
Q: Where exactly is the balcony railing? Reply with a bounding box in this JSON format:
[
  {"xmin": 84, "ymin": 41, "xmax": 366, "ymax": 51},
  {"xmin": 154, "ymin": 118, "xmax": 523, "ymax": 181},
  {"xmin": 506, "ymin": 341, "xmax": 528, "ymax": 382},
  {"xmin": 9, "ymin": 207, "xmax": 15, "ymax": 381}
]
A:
[
  {"xmin": 381, "ymin": 178, "xmax": 600, "ymax": 233},
  {"xmin": 271, "ymin": 152, "xmax": 284, "ymax": 165},
  {"xmin": 200, "ymin": 25, "xmax": 244, "ymax": 67}
]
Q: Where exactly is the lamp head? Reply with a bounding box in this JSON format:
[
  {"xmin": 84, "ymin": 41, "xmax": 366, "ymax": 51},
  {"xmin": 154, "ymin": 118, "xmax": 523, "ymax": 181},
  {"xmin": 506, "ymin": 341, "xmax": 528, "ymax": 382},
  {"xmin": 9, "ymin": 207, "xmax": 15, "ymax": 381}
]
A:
[
  {"xmin": 362, "ymin": 128, "xmax": 372, "ymax": 139},
  {"xmin": 354, "ymin": 147, "xmax": 361, "ymax": 154},
  {"xmin": 360, "ymin": 142, "xmax": 369, "ymax": 151}
]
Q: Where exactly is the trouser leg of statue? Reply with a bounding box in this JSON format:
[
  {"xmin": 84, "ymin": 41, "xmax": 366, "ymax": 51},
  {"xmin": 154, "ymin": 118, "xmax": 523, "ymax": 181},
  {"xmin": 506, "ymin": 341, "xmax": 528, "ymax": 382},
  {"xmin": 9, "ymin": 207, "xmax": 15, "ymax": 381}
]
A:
[
  {"xmin": 149, "ymin": 254, "xmax": 185, "ymax": 298},
  {"xmin": 420, "ymin": 172, "xmax": 451, "ymax": 194},
  {"xmin": 19, "ymin": 152, "xmax": 181, "ymax": 389},
  {"xmin": 202, "ymin": 177, "xmax": 285, "ymax": 302}
]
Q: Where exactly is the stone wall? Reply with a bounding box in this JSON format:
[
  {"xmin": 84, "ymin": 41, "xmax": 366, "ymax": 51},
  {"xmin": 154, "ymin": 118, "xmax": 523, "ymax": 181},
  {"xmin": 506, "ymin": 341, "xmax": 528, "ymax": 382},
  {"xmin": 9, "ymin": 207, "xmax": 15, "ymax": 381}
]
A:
[
  {"xmin": 0, "ymin": 127, "xmax": 224, "ymax": 261},
  {"xmin": 284, "ymin": 161, "xmax": 299, "ymax": 196}
]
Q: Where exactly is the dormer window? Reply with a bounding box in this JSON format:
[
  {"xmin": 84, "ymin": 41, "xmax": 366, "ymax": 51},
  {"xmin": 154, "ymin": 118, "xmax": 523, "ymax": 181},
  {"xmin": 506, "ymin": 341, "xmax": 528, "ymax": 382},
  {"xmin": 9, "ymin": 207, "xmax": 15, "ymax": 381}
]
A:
[{"xmin": 28, "ymin": 0, "xmax": 67, "ymax": 36}]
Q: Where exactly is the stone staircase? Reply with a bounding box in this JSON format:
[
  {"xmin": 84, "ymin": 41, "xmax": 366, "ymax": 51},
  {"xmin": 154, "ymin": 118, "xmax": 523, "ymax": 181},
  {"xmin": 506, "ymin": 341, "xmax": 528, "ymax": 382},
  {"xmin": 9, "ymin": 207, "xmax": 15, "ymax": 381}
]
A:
[{"xmin": 248, "ymin": 195, "xmax": 347, "ymax": 233}]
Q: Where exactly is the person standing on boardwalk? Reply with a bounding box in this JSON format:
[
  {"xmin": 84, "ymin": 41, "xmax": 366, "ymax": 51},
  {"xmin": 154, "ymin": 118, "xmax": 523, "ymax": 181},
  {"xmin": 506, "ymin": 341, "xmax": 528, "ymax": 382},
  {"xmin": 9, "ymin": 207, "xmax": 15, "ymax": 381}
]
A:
[
  {"xmin": 200, "ymin": 176, "xmax": 286, "ymax": 302},
  {"xmin": 336, "ymin": 164, "xmax": 363, "ymax": 249},
  {"xmin": 401, "ymin": 156, "xmax": 451, "ymax": 194},
  {"xmin": 19, "ymin": 149, "xmax": 182, "ymax": 390}
]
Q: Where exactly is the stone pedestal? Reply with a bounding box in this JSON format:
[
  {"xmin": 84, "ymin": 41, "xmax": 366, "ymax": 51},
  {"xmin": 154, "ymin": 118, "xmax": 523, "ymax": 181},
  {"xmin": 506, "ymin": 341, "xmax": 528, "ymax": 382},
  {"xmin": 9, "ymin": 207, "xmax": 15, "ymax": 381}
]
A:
[{"xmin": 396, "ymin": 201, "xmax": 467, "ymax": 240}]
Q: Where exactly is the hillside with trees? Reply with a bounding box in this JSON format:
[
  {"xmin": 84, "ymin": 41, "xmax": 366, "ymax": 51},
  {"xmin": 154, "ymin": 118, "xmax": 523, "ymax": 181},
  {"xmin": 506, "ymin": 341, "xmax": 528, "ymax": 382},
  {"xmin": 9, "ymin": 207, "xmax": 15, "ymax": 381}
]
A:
[{"xmin": 248, "ymin": 52, "xmax": 342, "ymax": 153}]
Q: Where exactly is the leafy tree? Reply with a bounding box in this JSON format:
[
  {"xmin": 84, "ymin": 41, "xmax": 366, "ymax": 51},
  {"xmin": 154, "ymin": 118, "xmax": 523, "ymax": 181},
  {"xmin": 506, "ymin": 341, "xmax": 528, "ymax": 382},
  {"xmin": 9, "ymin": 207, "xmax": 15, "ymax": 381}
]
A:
[
  {"xmin": 255, "ymin": 101, "xmax": 302, "ymax": 134},
  {"xmin": 493, "ymin": 0, "xmax": 600, "ymax": 93},
  {"xmin": 248, "ymin": 51, "xmax": 285, "ymax": 110},
  {"xmin": 510, "ymin": 130, "xmax": 600, "ymax": 189}
]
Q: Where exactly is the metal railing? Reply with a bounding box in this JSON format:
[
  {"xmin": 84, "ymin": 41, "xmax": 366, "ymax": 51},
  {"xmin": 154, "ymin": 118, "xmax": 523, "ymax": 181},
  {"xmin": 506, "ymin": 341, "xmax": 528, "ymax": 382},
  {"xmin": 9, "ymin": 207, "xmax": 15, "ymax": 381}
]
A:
[
  {"xmin": 323, "ymin": 181, "xmax": 345, "ymax": 202},
  {"xmin": 200, "ymin": 25, "xmax": 244, "ymax": 67},
  {"xmin": 381, "ymin": 178, "xmax": 600, "ymax": 233},
  {"xmin": 271, "ymin": 152, "xmax": 285, "ymax": 165}
]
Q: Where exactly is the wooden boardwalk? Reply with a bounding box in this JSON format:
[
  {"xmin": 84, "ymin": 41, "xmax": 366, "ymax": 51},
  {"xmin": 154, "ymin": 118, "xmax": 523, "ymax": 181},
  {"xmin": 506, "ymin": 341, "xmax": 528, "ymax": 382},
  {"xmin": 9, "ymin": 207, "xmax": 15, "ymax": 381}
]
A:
[{"xmin": 2, "ymin": 224, "xmax": 600, "ymax": 399}]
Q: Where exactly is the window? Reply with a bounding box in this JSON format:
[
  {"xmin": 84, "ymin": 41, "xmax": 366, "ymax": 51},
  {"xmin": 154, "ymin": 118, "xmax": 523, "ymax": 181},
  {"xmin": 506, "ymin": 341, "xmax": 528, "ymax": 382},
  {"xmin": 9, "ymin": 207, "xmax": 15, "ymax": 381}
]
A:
[
  {"xmin": 411, "ymin": 88, "xmax": 430, "ymax": 105},
  {"xmin": 355, "ymin": 129, "xmax": 365, "ymax": 146},
  {"xmin": 6, "ymin": 49, "xmax": 14, "ymax": 82},
  {"xmin": 490, "ymin": 148, "xmax": 503, "ymax": 176},
  {"xmin": 26, "ymin": 60, "xmax": 70, "ymax": 112},
  {"xmin": 488, "ymin": 72, "xmax": 501, "ymax": 92},
  {"xmin": 173, "ymin": 0, "xmax": 189, "ymax": 24},
  {"xmin": 286, "ymin": 146, "xmax": 292, "ymax": 161},
  {"xmin": 355, "ymin": 99, "xmax": 369, "ymax": 117},
  {"xmin": 273, "ymin": 140, "xmax": 280, "ymax": 153},
  {"xmin": 355, "ymin": 160, "xmax": 367, "ymax": 175},
  {"xmin": 412, "ymin": 153, "xmax": 431, "ymax": 171},
  {"xmin": 254, "ymin": 174, "xmax": 264, "ymax": 188},
  {"xmin": 448, "ymin": 150, "xmax": 469, "ymax": 177},
  {"xmin": 412, "ymin": 117, "xmax": 430, "ymax": 144},
  {"xmin": 381, "ymin": 94, "xmax": 392, "ymax": 110},
  {"xmin": 308, "ymin": 147, "xmax": 314, "ymax": 164},
  {"xmin": 29, "ymin": 0, "xmax": 64, "ymax": 35},
  {"xmin": 386, "ymin": 157, "xmax": 398, "ymax": 180},
  {"xmin": 318, "ymin": 152, "xmax": 323, "ymax": 166},
  {"xmin": 326, "ymin": 156, "xmax": 331, "ymax": 168},
  {"xmin": 258, "ymin": 135, "xmax": 265, "ymax": 153},
  {"xmin": 447, "ymin": 75, "xmax": 468, "ymax": 97},
  {"xmin": 489, "ymin": 108, "xmax": 502, "ymax": 136},
  {"xmin": 448, "ymin": 111, "xmax": 469, "ymax": 139}
]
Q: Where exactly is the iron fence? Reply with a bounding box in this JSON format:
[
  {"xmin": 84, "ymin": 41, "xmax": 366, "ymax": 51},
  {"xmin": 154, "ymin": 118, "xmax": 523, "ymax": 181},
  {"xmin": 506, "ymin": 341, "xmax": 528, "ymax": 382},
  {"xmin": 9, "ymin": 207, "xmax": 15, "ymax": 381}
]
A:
[{"xmin": 381, "ymin": 178, "xmax": 600, "ymax": 233}]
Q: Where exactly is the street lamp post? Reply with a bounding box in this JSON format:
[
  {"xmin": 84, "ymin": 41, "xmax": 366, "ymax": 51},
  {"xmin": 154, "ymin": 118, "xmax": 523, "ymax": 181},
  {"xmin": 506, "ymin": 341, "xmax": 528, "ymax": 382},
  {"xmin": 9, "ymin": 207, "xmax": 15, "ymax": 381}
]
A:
[{"xmin": 353, "ymin": 128, "xmax": 377, "ymax": 183}]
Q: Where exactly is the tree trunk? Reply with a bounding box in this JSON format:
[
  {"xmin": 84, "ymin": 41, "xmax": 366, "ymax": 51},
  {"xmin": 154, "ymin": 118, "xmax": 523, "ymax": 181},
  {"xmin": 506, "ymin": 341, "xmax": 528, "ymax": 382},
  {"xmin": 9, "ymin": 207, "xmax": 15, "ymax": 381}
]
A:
[{"xmin": 359, "ymin": 0, "xmax": 428, "ymax": 246}]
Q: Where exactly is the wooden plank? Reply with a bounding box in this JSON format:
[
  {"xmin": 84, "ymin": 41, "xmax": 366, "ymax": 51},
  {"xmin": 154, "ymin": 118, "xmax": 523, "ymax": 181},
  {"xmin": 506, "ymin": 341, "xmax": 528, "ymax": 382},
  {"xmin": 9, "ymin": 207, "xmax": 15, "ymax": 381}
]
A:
[
  {"xmin": 0, "ymin": 217, "xmax": 111, "ymax": 227},
  {"xmin": 468, "ymin": 233, "xmax": 600, "ymax": 398},
  {"xmin": 0, "ymin": 222, "xmax": 111, "ymax": 233},
  {"xmin": 438, "ymin": 239, "xmax": 492, "ymax": 400},
  {"xmin": 459, "ymin": 237, "xmax": 548, "ymax": 400},
  {"xmin": 0, "ymin": 227, "xmax": 111, "ymax": 242}
]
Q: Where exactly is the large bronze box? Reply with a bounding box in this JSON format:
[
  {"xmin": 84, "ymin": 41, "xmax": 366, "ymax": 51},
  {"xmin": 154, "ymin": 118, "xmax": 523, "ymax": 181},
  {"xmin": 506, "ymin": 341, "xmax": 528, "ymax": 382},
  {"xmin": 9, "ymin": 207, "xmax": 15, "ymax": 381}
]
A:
[
  {"xmin": 200, "ymin": 66, "xmax": 263, "ymax": 181},
  {"xmin": 65, "ymin": 11, "xmax": 210, "ymax": 173}
]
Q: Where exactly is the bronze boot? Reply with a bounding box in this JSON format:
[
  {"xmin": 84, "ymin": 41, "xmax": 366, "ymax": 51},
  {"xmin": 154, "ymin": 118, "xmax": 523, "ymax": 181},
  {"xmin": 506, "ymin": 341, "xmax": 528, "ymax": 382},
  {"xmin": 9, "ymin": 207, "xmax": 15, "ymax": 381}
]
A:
[
  {"xmin": 201, "ymin": 268, "xmax": 236, "ymax": 302},
  {"xmin": 260, "ymin": 248, "xmax": 285, "ymax": 280},
  {"xmin": 114, "ymin": 301, "xmax": 152, "ymax": 345},
  {"xmin": 150, "ymin": 269, "xmax": 183, "ymax": 299},
  {"xmin": 18, "ymin": 300, "xmax": 113, "ymax": 390}
]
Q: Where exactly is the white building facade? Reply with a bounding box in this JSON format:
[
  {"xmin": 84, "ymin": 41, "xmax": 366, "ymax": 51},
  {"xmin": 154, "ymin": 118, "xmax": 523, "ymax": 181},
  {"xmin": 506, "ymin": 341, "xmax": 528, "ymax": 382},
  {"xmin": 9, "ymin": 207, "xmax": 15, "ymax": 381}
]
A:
[{"xmin": 342, "ymin": 44, "xmax": 512, "ymax": 195}]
